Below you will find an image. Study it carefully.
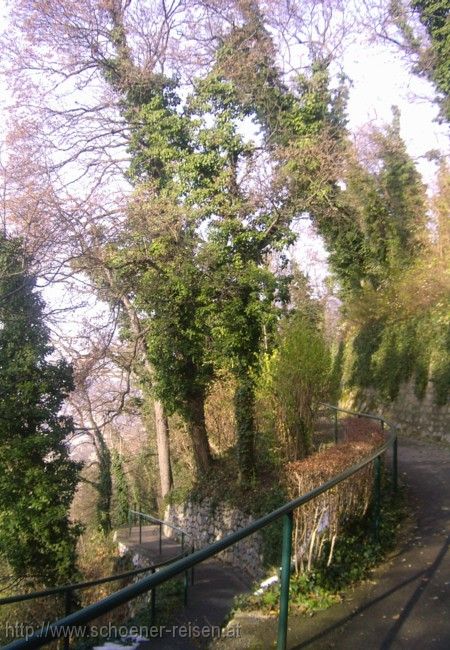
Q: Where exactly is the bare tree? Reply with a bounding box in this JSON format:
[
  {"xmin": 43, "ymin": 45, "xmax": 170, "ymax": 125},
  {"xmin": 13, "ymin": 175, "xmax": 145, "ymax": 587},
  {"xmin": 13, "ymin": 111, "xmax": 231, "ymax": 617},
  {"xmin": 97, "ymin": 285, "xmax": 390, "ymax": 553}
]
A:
[{"xmin": 1, "ymin": 0, "xmax": 181, "ymax": 499}]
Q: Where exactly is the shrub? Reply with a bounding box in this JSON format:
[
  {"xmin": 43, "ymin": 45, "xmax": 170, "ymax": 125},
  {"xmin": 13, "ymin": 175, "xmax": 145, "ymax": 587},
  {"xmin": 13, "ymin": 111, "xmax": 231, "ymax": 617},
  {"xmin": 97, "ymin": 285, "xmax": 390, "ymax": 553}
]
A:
[
  {"xmin": 260, "ymin": 314, "xmax": 331, "ymax": 460},
  {"xmin": 284, "ymin": 419, "xmax": 384, "ymax": 572}
]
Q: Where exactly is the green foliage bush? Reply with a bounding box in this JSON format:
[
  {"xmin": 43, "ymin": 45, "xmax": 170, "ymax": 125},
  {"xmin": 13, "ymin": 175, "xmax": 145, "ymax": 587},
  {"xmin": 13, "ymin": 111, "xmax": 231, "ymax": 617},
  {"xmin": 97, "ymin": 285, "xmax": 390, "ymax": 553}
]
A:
[
  {"xmin": 259, "ymin": 314, "xmax": 331, "ymax": 460},
  {"xmin": 347, "ymin": 308, "xmax": 449, "ymax": 407}
]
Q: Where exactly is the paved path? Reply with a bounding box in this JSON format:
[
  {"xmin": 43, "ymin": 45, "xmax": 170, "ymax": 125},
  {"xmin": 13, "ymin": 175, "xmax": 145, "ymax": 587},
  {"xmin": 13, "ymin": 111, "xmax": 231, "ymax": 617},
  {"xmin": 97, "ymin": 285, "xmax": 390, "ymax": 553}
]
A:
[
  {"xmin": 213, "ymin": 436, "xmax": 450, "ymax": 649},
  {"xmin": 115, "ymin": 524, "xmax": 252, "ymax": 649},
  {"xmin": 116, "ymin": 524, "xmax": 186, "ymax": 565}
]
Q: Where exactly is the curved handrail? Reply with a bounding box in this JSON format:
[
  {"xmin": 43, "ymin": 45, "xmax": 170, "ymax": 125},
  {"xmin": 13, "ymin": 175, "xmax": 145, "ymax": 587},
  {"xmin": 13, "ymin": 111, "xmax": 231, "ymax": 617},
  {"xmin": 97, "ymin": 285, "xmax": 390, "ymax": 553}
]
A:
[{"xmin": 3, "ymin": 406, "xmax": 399, "ymax": 650}]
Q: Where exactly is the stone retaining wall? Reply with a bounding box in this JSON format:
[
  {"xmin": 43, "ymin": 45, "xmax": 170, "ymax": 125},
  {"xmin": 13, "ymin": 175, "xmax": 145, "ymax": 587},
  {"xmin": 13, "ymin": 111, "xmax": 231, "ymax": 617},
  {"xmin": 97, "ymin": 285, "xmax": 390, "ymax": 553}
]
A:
[
  {"xmin": 388, "ymin": 381, "xmax": 449, "ymax": 441},
  {"xmin": 346, "ymin": 379, "xmax": 449, "ymax": 442},
  {"xmin": 164, "ymin": 499, "xmax": 265, "ymax": 581}
]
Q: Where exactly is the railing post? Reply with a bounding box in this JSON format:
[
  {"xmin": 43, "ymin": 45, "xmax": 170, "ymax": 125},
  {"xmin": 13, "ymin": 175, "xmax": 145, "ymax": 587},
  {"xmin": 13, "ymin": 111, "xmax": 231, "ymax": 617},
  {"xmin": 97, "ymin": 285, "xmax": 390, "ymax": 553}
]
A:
[
  {"xmin": 64, "ymin": 589, "xmax": 72, "ymax": 650},
  {"xmin": 150, "ymin": 567, "xmax": 156, "ymax": 623},
  {"xmin": 128, "ymin": 509, "xmax": 132, "ymax": 537},
  {"xmin": 277, "ymin": 511, "xmax": 293, "ymax": 650},
  {"xmin": 373, "ymin": 456, "xmax": 382, "ymax": 542},
  {"xmin": 139, "ymin": 514, "xmax": 142, "ymax": 545},
  {"xmin": 392, "ymin": 436, "xmax": 398, "ymax": 493},
  {"xmin": 183, "ymin": 569, "xmax": 189, "ymax": 607},
  {"xmin": 159, "ymin": 523, "xmax": 162, "ymax": 555},
  {"xmin": 191, "ymin": 544, "xmax": 195, "ymax": 585},
  {"xmin": 334, "ymin": 409, "xmax": 338, "ymax": 444},
  {"xmin": 181, "ymin": 533, "xmax": 188, "ymax": 606}
]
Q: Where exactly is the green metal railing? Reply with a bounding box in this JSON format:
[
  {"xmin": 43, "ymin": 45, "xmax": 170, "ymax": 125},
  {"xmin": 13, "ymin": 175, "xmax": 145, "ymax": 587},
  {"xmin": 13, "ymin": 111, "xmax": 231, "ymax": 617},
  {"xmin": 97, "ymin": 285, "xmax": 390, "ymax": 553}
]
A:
[{"xmin": 3, "ymin": 405, "xmax": 398, "ymax": 650}]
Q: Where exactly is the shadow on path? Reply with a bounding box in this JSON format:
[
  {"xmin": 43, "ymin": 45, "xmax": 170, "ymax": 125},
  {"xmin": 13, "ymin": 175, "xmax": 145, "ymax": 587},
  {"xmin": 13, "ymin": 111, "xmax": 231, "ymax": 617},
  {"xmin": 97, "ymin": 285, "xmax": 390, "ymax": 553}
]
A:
[
  {"xmin": 293, "ymin": 534, "xmax": 450, "ymax": 649},
  {"xmin": 213, "ymin": 436, "xmax": 450, "ymax": 650}
]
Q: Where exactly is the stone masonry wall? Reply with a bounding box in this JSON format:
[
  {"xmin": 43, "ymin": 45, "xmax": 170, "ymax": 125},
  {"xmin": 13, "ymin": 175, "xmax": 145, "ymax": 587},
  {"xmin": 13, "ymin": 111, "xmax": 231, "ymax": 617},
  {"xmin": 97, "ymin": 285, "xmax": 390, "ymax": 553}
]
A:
[
  {"xmin": 164, "ymin": 499, "xmax": 265, "ymax": 581},
  {"xmin": 346, "ymin": 379, "xmax": 449, "ymax": 441}
]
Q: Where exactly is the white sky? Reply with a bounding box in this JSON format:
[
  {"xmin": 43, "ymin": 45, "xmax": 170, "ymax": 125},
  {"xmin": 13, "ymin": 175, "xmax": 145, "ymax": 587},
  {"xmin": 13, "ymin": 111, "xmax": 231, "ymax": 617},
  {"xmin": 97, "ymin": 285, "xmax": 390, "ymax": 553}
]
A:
[{"xmin": 346, "ymin": 46, "xmax": 448, "ymax": 180}]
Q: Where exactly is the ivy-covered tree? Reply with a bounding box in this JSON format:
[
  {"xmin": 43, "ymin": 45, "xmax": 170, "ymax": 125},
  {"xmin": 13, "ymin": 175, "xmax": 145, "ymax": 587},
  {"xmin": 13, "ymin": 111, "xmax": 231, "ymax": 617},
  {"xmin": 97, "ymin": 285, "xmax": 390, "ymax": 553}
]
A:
[
  {"xmin": 186, "ymin": 76, "xmax": 293, "ymax": 481},
  {"xmin": 106, "ymin": 77, "xmax": 216, "ymax": 476},
  {"xmin": 343, "ymin": 118, "xmax": 427, "ymax": 395},
  {"xmin": 182, "ymin": 14, "xmax": 346, "ymax": 481},
  {"xmin": 100, "ymin": 13, "xmax": 302, "ymax": 481},
  {"xmin": 321, "ymin": 108, "xmax": 427, "ymax": 296},
  {"xmin": 396, "ymin": 0, "xmax": 450, "ymax": 120},
  {"xmin": 320, "ymin": 110, "xmax": 447, "ymax": 406},
  {"xmin": 0, "ymin": 235, "xmax": 81, "ymax": 584}
]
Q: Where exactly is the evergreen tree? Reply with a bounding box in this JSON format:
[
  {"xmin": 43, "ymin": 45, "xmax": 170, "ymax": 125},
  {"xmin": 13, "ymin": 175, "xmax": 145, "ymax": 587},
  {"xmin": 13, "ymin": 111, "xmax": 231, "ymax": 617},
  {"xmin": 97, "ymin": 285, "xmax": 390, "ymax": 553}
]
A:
[
  {"xmin": 321, "ymin": 109, "xmax": 427, "ymax": 296},
  {"xmin": 0, "ymin": 235, "xmax": 81, "ymax": 584},
  {"xmin": 111, "ymin": 450, "xmax": 129, "ymax": 527}
]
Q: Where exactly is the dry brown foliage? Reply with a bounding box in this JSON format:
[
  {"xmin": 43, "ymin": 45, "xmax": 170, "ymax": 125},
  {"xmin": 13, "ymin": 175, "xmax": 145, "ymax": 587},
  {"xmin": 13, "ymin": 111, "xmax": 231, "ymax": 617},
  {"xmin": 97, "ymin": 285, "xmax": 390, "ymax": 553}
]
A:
[
  {"xmin": 205, "ymin": 373, "xmax": 236, "ymax": 455},
  {"xmin": 285, "ymin": 418, "xmax": 384, "ymax": 572}
]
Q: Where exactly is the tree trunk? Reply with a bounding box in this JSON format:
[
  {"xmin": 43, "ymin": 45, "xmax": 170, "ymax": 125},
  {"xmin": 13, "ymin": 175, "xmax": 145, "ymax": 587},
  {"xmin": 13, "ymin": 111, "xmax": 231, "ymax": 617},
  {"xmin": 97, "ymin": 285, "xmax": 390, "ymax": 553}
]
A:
[
  {"xmin": 154, "ymin": 398, "xmax": 173, "ymax": 499},
  {"xmin": 111, "ymin": 449, "xmax": 130, "ymax": 526},
  {"xmin": 292, "ymin": 419, "xmax": 312, "ymax": 460},
  {"xmin": 120, "ymin": 293, "xmax": 173, "ymax": 501},
  {"xmin": 234, "ymin": 376, "xmax": 256, "ymax": 484},
  {"xmin": 185, "ymin": 391, "xmax": 212, "ymax": 475}
]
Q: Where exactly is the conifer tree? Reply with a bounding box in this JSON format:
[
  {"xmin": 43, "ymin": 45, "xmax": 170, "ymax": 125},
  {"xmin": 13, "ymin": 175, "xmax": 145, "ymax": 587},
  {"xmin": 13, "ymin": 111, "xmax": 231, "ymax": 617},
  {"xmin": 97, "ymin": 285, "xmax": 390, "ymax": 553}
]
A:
[{"xmin": 0, "ymin": 235, "xmax": 80, "ymax": 583}]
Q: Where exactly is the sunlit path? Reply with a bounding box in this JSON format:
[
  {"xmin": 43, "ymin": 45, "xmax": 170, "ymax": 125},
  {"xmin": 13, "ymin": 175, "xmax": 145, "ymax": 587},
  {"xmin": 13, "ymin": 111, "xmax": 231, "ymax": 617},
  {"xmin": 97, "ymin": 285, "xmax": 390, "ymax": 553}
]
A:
[{"xmin": 116, "ymin": 525, "xmax": 184, "ymax": 566}]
